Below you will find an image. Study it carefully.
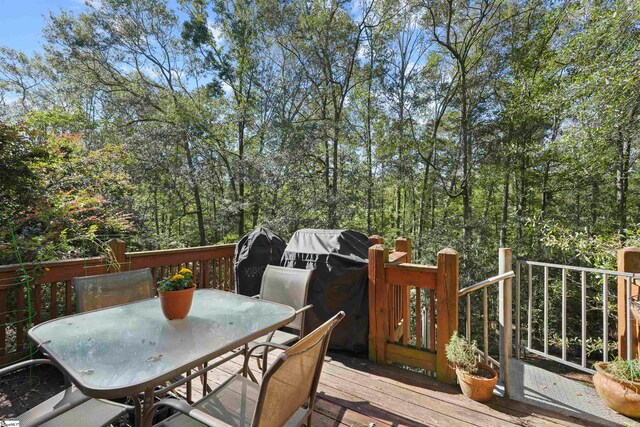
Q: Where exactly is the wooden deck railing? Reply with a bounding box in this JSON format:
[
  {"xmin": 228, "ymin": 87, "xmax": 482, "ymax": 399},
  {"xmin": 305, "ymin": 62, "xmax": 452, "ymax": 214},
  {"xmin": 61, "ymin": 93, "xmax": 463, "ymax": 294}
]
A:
[
  {"xmin": 368, "ymin": 237, "xmax": 459, "ymax": 384},
  {"xmin": 0, "ymin": 239, "xmax": 235, "ymax": 365}
]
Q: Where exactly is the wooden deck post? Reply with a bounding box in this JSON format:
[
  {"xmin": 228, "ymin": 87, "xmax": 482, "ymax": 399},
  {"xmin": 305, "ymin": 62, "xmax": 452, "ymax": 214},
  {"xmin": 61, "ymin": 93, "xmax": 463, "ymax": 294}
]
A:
[
  {"xmin": 368, "ymin": 244, "xmax": 389, "ymax": 364},
  {"xmin": 107, "ymin": 239, "xmax": 127, "ymax": 272},
  {"xmin": 617, "ymin": 247, "xmax": 640, "ymax": 359},
  {"xmin": 499, "ymin": 248, "xmax": 513, "ymax": 397},
  {"xmin": 369, "ymin": 235, "xmax": 384, "ymax": 245},
  {"xmin": 436, "ymin": 248, "xmax": 458, "ymax": 384},
  {"xmin": 395, "ymin": 237, "xmax": 412, "ymax": 262}
]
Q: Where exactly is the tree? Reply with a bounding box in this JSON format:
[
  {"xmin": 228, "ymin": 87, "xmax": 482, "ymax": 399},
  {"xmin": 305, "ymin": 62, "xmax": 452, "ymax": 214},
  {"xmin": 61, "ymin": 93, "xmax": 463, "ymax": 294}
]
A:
[{"xmin": 420, "ymin": 0, "xmax": 506, "ymax": 258}]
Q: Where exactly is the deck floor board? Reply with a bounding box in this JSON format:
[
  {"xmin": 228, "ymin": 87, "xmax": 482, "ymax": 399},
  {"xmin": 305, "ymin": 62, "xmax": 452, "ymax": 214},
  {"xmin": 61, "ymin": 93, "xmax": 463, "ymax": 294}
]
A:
[{"xmin": 177, "ymin": 351, "xmax": 593, "ymax": 427}]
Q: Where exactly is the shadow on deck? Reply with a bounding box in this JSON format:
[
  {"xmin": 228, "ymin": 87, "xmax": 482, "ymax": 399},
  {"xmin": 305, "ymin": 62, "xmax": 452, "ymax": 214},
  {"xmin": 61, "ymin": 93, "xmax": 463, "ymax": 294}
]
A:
[
  {"xmin": 0, "ymin": 352, "xmax": 622, "ymax": 426},
  {"xmin": 183, "ymin": 351, "xmax": 600, "ymax": 427},
  {"xmin": 508, "ymin": 357, "xmax": 638, "ymax": 427}
]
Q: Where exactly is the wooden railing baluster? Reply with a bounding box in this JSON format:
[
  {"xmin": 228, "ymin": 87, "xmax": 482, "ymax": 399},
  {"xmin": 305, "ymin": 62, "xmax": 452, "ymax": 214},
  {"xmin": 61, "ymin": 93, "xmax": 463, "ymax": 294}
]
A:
[
  {"xmin": 402, "ymin": 286, "xmax": 410, "ymax": 346},
  {"xmin": 34, "ymin": 284, "xmax": 42, "ymax": 325},
  {"xmin": 0, "ymin": 288, "xmax": 6, "ymax": 356},
  {"xmin": 416, "ymin": 288, "xmax": 422, "ymax": 349},
  {"xmin": 16, "ymin": 286, "xmax": 24, "ymax": 351},
  {"xmin": 65, "ymin": 280, "xmax": 73, "ymax": 315},
  {"xmin": 50, "ymin": 282, "xmax": 58, "ymax": 320},
  {"xmin": 429, "ymin": 290, "xmax": 436, "ymax": 352}
]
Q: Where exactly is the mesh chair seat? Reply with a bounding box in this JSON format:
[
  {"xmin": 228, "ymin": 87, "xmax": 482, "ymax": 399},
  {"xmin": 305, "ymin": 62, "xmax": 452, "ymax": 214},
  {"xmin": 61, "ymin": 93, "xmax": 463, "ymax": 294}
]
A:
[
  {"xmin": 16, "ymin": 385, "xmax": 128, "ymax": 427},
  {"xmin": 73, "ymin": 268, "xmax": 155, "ymax": 312},
  {"xmin": 159, "ymin": 374, "xmax": 307, "ymax": 427},
  {"xmin": 258, "ymin": 266, "xmax": 312, "ymax": 334}
]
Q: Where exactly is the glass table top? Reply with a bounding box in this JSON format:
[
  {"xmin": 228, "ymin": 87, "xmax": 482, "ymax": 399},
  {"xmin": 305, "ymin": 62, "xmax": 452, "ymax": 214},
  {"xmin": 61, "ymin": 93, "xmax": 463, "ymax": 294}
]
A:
[{"xmin": 29, "ymin": 289, "xmax": 295, "ymax": 398}]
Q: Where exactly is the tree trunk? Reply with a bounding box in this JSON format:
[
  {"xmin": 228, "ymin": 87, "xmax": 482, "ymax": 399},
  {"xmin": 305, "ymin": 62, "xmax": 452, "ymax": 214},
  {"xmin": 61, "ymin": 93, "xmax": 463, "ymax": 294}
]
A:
[
  {"xmin": 366, "ymin": 59, "xmax": 373, "ymax": 235},
  {"xmin": 153, "ymin": 186, "xmax": 159, "ymax": 236},
  {"xmin": 541, "ymin": 160, "xmax": 550, "ymax": 222},
  {"xmin": 460, "ymin": 71, "xmax": 472, "ymax": 257},
  {"xmin": 500, "ymin": 168, "xmax": 509, "ymax": 248},
  {"xmin": 183, "ymin": 141, "xmax": 206, "ymax": 246},
  {"xmin": 237, "ymin": 117, "xmax": 246, "ymax": 236},
  {"xmin": 516, "ymin": 138, "xmax": 527, "ymax": 240},
  {"xmin": 329, "ymin": 115, "xmax": 340, "ymax": 228},
  {"xmin": 616, "ymin": 129, "xmax": 630, "ymax": 233}
]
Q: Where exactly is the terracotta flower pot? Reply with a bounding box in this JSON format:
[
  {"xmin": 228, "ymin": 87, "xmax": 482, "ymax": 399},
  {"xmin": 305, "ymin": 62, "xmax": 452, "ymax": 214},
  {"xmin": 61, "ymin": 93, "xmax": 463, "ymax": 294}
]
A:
[
  {"xmin": 593, "ymin": 361, "xmax": 640, "ymax": 418},
  {"xmin": 158, "ymin": 284, "xmax": 195, "ymax": 320},
  {"xmin": 456, "ymin": 362, "xmax": 498, "ymax": 402}
]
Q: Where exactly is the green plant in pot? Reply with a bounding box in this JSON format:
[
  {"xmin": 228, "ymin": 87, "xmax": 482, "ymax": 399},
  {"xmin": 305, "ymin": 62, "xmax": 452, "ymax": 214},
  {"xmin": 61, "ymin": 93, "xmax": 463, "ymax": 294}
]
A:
[
  {"xmin": 593, "ymin": 358, "xmax": 640, "ymax": 418},
  {"xmin": 445, "ymin": 332, "xmax": 498, "ymax": 402},
  {"xmin": 157, "ymin": 268, "xmax": 196, "ymax": 320}
]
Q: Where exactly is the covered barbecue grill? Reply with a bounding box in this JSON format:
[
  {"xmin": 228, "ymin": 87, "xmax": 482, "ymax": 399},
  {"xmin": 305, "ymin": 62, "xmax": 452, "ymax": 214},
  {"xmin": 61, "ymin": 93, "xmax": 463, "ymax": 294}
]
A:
[{"xmin": 281, "ymin": 229, "xmax": 371, "ymax": 352}]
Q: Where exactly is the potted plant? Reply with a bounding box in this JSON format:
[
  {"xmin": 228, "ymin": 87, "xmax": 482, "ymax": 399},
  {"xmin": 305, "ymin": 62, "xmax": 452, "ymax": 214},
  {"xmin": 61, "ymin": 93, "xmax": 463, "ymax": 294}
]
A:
[
  {"xmin": 593, "ymin": 358, "xmax": 640, "ymax": 417},
  {"xmin": 157, "ymin": 267, "xmax": 196, "ymax": 320},
  {"xmin": 445, "ymin": 332, "xmax": 498, "ymax": 402}
]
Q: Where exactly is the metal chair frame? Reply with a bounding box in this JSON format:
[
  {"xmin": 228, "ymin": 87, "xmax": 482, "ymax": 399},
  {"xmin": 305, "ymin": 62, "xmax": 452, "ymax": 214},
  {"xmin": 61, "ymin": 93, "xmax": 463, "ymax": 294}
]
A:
[{"xmin": 154, "ymin": 311, "xmax": 345, "ymax": 427}]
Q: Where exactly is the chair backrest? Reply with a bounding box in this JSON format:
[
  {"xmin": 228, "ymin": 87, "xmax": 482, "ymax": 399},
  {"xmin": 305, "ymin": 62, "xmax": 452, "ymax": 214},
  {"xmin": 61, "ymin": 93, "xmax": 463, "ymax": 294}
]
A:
[
  {"xmin": 73, "ymin": 268, "xmax": 155, "ymax": 313},
  {"xmin": 252, "ymin": 311, "xmax": 344, "ymax": 427},
  {"xmin": 259, "ymin": 265, "xmax": 312, "ymax": 333}
]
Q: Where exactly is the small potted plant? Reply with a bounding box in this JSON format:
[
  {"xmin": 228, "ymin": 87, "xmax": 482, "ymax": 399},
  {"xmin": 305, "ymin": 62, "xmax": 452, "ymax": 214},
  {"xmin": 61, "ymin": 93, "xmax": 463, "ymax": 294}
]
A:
[
  {"xmin": 445, "ymin": 332, "xmax": 498, "ymax": 402},
  {"xmin": 593, "ymin": 358, "xmax": 640, "ymax": 417},
  {"xmin": 157, "ymin": 267, "xmax": 196, "ymax": 320}
]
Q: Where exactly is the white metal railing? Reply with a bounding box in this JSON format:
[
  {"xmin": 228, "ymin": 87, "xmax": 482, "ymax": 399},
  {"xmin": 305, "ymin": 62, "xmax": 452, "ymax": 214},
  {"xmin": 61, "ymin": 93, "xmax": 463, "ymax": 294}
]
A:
[
  {"xmin": 516, "ymin": 260, "xmax": 638, "ymax": 374},
  {"xmin": 458, "ymin": 263, "xmax": 515, "ymax": 396}
]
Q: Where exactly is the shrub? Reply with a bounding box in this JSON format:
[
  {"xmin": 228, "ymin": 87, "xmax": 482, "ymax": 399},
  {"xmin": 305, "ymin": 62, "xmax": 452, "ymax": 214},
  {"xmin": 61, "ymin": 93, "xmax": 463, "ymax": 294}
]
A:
[
  {"xmin": 604, "ymin": 358, "xmax": 640, "ymax": 383},
  {"xmin": 445, "ymin": 332, "xmax": 478, "ymax": 374}
]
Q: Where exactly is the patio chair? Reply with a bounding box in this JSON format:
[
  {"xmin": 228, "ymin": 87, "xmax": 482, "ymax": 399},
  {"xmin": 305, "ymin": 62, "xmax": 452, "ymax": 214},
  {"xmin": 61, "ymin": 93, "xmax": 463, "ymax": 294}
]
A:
[
  {"xmin": 155, "ymin": 311, "xmax": 345, "ymax": 427},
  {"xmin": 0, "ymin": 359, "xmax": 131, "ymax": 427},
  {"xmin": 4, "ymin": 269, "xmax": 155, "ymax": 426},
  {"xmin": 247, "ymin": 265, "xmax": 313, "ymax": 375},
  {"xmin": 73, "ymin": 268, "xmax": 155, "ymax": 312}
]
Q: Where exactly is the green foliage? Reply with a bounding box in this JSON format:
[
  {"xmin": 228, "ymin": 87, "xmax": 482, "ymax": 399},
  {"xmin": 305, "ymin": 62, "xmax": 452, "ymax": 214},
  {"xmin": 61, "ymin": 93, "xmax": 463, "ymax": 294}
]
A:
[
  {"xmin": 0, "ymin": 0, "xmax": 638, "ymax": 294},
  {"xmin": 157, "ymin": 267, "xmax": 194, "ymax": 291},
  {"xmin": 0, "ymin": 122, "xmax": 49, "ymax": 221},
  {"xmin": 0, "ymin": 122, "xmax": 134, "ymax": 264},
  {"xmin": 445, "ymin": 332, "xmax": 478, "ymax": 374},
  {"xmin": 604, "ymin": 358, "xmax": 640, "ymax": 383}
]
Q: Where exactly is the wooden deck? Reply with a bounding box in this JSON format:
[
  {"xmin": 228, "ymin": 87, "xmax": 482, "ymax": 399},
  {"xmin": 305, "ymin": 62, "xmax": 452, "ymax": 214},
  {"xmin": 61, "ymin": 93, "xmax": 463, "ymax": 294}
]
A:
[
  {"xmin": 178, "ymin": 351, "xmax": 594, "ymax": 427},
  {"xmin": 0, "ymin": 350, "xmax": 599, "ymax": 426}
]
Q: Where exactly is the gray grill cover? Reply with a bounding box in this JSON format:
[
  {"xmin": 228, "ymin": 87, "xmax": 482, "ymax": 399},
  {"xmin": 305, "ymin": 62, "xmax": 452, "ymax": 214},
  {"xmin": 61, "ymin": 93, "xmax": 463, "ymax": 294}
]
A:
[
  {"xmin": 281, "ymin": 229, "xmax": 371, "ymax": 352},
  {"xmin": 234, "ymin": 227, "xmax": 287, "ymax": 297}
]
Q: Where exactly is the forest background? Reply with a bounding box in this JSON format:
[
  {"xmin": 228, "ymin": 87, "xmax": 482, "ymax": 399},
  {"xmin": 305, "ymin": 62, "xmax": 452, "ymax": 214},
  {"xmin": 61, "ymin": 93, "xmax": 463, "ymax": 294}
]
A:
[{"xmin": 1, "ymin": 0, "xmax": 639, "ymax": 286}]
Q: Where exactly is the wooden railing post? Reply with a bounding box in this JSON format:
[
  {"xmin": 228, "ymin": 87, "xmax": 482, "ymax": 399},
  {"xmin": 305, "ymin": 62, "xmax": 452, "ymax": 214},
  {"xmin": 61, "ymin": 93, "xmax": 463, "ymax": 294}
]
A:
[
  {"xmin": 395, "ymin": 237, "xmax": 412, "ymax": 262},
  {"xmin": 499, "ymin": 248, "xmax": 513, "ymax": 397},
  {"xmin": 436, "ymin": 248, "xmax": 458, "ymax": 384},
  {"xmin": 107, "ymin": 239, "xmax": 127, "ymax": 272},
  {"xmin": 368, "ymin": 244, "xmax": 389, "ymax": 364},
  {"xmin": 617, "ymin": 247, "xmax": 640, "ymax": 359},
  {"xmin": 369, "ymin": 235, "xmax": 384, "ymax": 245}
]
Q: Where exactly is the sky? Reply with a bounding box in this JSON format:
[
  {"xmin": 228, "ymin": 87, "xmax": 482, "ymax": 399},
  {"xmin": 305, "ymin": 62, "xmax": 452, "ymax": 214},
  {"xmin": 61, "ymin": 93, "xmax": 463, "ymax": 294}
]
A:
[{"xmin": 0, "ymin": 0, "xmax": 90, "ymax": 53}]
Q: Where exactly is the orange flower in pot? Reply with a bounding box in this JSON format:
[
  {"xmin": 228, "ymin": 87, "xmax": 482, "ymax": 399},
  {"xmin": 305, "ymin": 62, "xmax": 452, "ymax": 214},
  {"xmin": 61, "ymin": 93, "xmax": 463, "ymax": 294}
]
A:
[{"xmin": 157, "ymin": 268, "xmax": 195, "ymax": 320}]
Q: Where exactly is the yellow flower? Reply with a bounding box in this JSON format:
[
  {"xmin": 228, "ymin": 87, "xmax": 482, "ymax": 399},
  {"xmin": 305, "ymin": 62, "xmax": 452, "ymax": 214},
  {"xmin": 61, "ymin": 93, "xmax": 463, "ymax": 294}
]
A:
[
  {"xmin": 171, "ymin": 274, "xmax": 185, "ymax": 281},
  {"xmin": 179, "ymin": 268, "xmax": 192, "ymax": 275}
]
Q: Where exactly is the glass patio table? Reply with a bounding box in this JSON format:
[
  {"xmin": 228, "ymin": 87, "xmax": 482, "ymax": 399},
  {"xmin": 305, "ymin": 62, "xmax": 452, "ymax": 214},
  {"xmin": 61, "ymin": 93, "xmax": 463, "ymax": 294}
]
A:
[{"xmin": 28, "ymin": 289, "xmax": 296, "ymax": 426}]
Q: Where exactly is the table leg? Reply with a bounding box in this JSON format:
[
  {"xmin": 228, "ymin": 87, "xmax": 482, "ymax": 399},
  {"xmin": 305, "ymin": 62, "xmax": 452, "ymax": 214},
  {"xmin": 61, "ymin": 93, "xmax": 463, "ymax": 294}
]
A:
[
  {"xmin": 130, "ymin": 394, "xmax": 142, "ymax": 427},
  {"xmin": 141, "ymin": 388, "xmax": 156, "ymax": 427}
]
